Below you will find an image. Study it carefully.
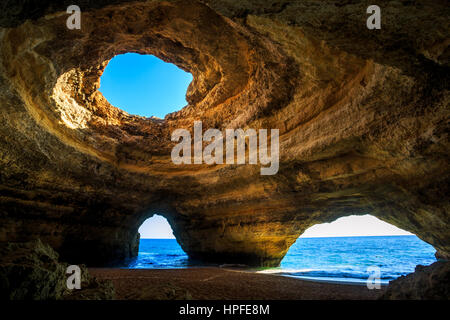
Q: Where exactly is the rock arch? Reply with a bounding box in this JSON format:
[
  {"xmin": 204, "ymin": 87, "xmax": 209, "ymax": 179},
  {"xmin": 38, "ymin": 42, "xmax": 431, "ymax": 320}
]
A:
[{"xmin": 0, "ymin": 1, "xmax": 448, "ymax": 270}]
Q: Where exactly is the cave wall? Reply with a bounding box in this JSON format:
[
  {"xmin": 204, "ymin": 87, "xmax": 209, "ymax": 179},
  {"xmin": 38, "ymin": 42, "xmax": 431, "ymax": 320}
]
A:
[{"xmin": 0, "ymin": 0, "xmax": 448, "ymax": 267}]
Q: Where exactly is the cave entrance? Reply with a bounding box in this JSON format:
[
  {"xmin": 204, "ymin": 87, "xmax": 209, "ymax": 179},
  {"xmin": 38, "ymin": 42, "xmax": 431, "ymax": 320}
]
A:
[
  {"xmin": 99, "ymin": 53, "xmax": 193, "ymax": 118},
  {"xmin": 277, "ymin": 214, "xmax": 437, "ymax": 284},
  {"xmin": 128, "ymin": 214, "xmax": 188, "ymax": 268}
]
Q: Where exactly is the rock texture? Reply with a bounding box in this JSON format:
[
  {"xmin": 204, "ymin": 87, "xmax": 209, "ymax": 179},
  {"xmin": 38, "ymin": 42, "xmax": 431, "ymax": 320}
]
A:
[
  {"xmin": 380, "ymin": 261, "xmax": 450, "ymax": 300},
  {"xmin": 0, "ymin": 240, "xmax": 114, "ymax": 299},
  {"xmin": 0, "ymin": 0, "xmax": 448, "ymax": 276}
]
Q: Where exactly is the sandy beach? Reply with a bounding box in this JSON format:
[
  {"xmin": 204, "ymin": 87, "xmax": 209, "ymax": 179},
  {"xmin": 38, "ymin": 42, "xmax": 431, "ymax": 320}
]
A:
[{"xmin": 89, "ymin": 267, "xmax": 386, "ymax": 300}]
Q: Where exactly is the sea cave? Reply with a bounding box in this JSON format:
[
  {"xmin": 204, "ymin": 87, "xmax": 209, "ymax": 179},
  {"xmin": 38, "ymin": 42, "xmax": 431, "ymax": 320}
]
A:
[{"xmin": 0, "ymin": 0, "xmax": 448, "ymax": 301}]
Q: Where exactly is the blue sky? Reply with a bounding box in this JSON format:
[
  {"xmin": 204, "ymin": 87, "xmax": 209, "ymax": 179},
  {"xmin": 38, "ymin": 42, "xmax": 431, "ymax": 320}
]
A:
[
  {"xmin": 300, "ymin": 215, "xmax": 412, "ymax": 238},
  {"xmin": 99, "ymin": 53, "xmax": 192, "ymax": 118}
]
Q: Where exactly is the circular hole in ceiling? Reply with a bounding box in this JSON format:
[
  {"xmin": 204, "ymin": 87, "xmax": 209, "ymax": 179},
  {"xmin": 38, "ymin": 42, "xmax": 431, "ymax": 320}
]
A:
[{"xmin": 99, "ymin": 53, "xmax": 193, "ymax": 119}]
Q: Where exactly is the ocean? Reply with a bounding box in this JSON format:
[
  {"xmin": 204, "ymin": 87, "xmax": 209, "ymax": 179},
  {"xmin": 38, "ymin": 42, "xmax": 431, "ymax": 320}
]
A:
[{"xmin": 127, "ymin": 235, "xmax": 437, "ymax": 284}]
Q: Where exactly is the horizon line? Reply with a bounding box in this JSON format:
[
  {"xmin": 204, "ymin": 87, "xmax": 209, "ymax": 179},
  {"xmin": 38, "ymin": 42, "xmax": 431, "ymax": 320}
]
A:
[{"xmin": 140, "ymin": 234, "xmax": 416, "ymax": 240}]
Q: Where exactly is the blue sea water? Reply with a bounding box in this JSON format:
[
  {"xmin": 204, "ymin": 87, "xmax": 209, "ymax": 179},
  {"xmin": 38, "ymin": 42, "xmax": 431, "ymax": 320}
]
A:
[
  {"xmin": 128, "ymin": 236, "xmax": 437, "ymax": 284},
  {"xmin": 128, "ymin": 239, "xmax": 190, "ymax": 269}
]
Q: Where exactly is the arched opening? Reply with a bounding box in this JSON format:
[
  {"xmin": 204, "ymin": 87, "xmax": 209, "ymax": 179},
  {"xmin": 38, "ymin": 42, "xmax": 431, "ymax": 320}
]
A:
[
  {"xmin": 99, "ymin": 53, "xmax": 193, "ymax": 118},
  {"xmin": 128, "ymin": 214, "xmax": 188, "ymax": 268},
  {"xmin": 271, "ymin": 215, "xmax": 437, "ymax": 284}
]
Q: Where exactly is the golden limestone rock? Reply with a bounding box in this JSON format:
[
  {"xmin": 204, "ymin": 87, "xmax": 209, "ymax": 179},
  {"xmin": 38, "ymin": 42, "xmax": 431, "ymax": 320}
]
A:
[{"xmin": 0, "ymin": 0, "xmax": 448, "ymax": 277}]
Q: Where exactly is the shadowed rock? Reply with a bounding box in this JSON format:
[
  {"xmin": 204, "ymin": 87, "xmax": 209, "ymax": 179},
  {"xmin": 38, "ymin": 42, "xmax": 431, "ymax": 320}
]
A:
[
  {"xmin": 0, "ymin": 240, "xmax": 114, "ymax": 299},
  {"xmin": 381, "ymin": 261, "xmax": 450, "ymax": 300}
]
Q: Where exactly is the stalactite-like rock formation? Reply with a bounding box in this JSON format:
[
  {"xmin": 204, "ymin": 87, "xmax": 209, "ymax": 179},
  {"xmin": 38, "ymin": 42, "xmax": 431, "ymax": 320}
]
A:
[{"xmin": 0, "ymin": 0, "xmax": 448, "ymax": 277}]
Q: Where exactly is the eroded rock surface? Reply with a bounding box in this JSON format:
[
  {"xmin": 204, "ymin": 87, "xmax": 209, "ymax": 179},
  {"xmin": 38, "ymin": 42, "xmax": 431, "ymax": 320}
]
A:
[
  {"xmin": 380, "ymin": 261, "xmax": 450, "ymax": 300},
  {"xmin": 0, "ymin": 0, "xmax": 448, "ymax": 272},
  {"xmin": 0, "ymin": 239, "xmax": 114, "ymax": 299}
]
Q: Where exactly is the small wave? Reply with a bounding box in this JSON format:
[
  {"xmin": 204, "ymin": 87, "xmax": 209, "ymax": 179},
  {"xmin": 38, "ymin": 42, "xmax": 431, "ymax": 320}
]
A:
[
  {"xmin": 259, "ymin": 268, "xmax": 398, "ymax": 282},
  {"xmin": 256, "ymin": 268, "xmax": 316, "ymax": 274}
]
